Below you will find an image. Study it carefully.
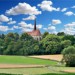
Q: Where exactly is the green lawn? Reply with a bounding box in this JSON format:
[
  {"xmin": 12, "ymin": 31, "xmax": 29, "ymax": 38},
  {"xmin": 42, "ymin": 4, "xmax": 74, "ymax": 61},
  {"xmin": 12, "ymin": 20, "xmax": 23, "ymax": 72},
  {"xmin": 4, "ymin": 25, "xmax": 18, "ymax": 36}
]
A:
[{"xmin": 0, "ymin": 55, "xmax": 58, "ymax": 65}]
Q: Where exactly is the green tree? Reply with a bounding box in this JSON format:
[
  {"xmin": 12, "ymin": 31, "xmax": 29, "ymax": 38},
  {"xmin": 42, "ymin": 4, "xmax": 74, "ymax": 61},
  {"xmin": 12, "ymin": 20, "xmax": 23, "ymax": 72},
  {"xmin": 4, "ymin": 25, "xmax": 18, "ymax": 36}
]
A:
[
  {"xmin": 14, "ymin": 33, "xmax": 19, "ymax": 41},
  {"xmin": 57, "ymin": 32, "xmax": 65, "ymax": 36},
  {"xmin": 41, "ymin": 34, "xmax": 61, "ymax": 54},
  {"xmin": 63, "ymin": 35, "xmax": 75, "ymax": 45},
  {"xmin": 61, "ymin": 40, "xmax": 71, "ymax": 49},
  {"xmin": 62, "ymin": 46, "xmax": 75, "ymax": 67},
  {"xmin": 20, "ymin": 33, "xmax": 33, "ymax": 41},
  {"xmin": 42, "ymin": 32, "xmax": 49, "ymax": 38}
]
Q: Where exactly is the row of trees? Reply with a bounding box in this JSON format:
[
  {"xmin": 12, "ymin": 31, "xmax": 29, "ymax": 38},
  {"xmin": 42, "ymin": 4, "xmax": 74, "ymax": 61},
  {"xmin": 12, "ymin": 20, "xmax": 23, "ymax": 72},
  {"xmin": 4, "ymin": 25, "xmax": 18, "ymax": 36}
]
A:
[{"xmin": 0, "ymin": 32, "xmax": 75, "ymax": 56}]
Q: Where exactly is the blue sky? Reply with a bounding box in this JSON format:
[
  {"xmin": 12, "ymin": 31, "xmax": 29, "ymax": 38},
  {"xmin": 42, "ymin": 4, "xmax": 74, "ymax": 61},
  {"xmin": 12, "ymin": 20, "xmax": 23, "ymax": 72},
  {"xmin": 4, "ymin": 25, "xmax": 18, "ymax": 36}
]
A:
[{"xmin": 0, "ymin": 0, "xmax": 75, "ymax": 35}]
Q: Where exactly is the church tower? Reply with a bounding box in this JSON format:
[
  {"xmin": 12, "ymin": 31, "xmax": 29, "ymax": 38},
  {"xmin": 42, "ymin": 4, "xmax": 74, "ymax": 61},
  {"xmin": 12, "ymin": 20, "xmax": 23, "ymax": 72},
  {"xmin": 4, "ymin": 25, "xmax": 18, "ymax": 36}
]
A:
[
  {"xmin": 27, "ymin": 19, "xmax": 42, "ymax": 41},
  {"xmin": 34, "ymin": 19, "xmax": 36, "ymax": 30}
]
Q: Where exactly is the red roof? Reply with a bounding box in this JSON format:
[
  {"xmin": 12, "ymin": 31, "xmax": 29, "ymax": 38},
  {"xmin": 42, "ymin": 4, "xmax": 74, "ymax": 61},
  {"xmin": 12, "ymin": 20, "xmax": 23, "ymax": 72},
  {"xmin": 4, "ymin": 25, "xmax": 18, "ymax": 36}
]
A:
[{"xmin": 27, "ymin": 29, "xmax": 41, "ymax": 36}]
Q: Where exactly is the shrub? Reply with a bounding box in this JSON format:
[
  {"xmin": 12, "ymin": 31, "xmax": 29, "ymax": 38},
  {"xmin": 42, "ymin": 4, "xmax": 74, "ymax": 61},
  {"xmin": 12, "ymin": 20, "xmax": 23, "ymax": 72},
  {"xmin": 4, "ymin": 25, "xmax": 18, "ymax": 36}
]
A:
[{"xmin": 62, "ymin": 46, "xmax": 75, "ymax": 67}]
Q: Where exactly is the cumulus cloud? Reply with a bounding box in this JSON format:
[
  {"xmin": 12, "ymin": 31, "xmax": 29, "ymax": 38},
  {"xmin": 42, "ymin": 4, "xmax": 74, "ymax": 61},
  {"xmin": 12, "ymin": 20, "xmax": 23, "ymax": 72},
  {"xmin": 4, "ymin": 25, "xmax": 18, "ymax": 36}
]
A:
[
  {"xmin": 52, "ymin": 19, "xmax": 61, "ymax": 25},
  {"xmin": 48, "ymin": 26, "xmax": 56, "ymax": 30},
  {"xmin": 8, "ymin": 21, "xmax": 16, "ymax": 24},
  {"xmin": 18, "ymin": 21, "xmax": 42, "ymax": 32},
  {"xmin": 43, "ymin": 25, "xmax": 57, "ymax": 34},
  {"xmin": 0, "ymin": 14, "xmax": 9, "ymax": 22},
  {"xmin": 65, "ymin": 11, "xmax": 75, "ymax": 16},
  {"xmin": 23, "ymin": 15, "xmax": 36, "ymax": 20},
  {"xmin": 61, "ymin": 8, "xmax": 67, "ymax": 12},
  {"xmin": 7, "ymin": 18, "xmax": 16, "ymax": 24},
  {"xmin": 63, "ymin": 22, "xmax": 75, "ymax": 35},
  {"xmin": 71, "ymin": 6, "xmax": 75, "ymax": 8},
  {"xmin": 38, "ymin": 0, "xmax": 60, "ymax": 12},
  {"xmin": 0, "ymin": 25, "xmax": 13, "ymax": 32},
  {"xmin": 13, "ymin": 25, "xmax": 21, "ymax": 29},
  {"xmin": 6, "ymin": 2, "xmax": 41, "ymax": 15}
]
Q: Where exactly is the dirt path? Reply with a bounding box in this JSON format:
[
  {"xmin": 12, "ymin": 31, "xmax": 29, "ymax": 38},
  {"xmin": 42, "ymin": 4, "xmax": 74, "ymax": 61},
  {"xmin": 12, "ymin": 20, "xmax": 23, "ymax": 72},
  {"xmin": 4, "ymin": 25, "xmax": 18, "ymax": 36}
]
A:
[
  {"xmin": 30, "ymin": 55, "xmax": 63, "ymax": 61},
  {"xmin": 64, "ymin": 70, "xmax": 75, "ymax": 73},
  {"xmin": 0, "ymin": 64, "xmax": 45, "ymax": 68}
]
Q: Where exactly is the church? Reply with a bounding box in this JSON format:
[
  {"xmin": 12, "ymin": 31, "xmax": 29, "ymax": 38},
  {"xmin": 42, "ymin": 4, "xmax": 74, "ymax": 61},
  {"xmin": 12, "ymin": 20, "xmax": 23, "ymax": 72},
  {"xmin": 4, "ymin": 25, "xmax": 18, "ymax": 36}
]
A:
[{"xmin": 27, "ymin": 19, "xmax": 42, "ymax": 41}]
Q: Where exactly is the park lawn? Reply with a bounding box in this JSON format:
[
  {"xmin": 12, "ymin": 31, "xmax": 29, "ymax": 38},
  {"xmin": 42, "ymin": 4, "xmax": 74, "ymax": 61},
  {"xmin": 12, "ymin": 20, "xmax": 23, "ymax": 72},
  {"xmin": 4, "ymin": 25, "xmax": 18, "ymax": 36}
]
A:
[{"xmin": 0, "ymin": 55, "xmax": 58, "ymax": 65}]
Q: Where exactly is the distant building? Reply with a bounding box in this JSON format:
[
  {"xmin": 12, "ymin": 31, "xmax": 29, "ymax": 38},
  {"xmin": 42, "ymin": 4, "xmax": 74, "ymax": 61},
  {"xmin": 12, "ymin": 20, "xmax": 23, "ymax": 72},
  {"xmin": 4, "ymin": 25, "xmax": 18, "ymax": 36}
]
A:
[{"xmin": 27, "ymin": 19, "xmax": 42, "ymax": 41}]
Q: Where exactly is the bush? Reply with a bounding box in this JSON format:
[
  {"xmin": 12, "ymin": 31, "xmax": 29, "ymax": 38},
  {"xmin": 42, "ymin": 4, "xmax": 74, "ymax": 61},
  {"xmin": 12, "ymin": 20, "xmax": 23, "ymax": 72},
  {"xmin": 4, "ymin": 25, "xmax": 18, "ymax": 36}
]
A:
[{"xmin": 62, "ymin": 46, "xmax": 75, "ymax": 67}]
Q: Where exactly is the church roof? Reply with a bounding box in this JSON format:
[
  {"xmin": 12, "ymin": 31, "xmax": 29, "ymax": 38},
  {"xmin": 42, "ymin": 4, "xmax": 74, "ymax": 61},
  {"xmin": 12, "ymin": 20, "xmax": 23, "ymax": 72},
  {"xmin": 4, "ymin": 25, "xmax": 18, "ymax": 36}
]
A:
[{"xmin": 27, "ymin": 29, "xmax": 41, "ymax": 36}]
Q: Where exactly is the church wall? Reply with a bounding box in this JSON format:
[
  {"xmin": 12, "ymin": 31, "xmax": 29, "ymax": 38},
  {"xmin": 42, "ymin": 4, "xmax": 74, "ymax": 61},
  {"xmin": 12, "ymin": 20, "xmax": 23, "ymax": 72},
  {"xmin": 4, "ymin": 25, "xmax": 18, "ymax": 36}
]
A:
[{"xmin": 32, "ymin": 36, "xmax": 42, "ymax": 41}]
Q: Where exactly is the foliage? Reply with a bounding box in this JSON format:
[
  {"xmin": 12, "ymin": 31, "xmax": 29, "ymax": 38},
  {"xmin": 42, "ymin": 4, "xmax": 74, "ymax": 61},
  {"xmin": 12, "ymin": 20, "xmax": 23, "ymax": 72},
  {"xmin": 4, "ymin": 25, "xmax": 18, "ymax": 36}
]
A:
[
  {"xmin": 41, "ymin": 34, "xmax": 61, "ymax": 54},
  {"xmin": 0, "ymin": 32, "xmax": 75, "ymax": 55},
  {"xmin": 60, "ymin": 40, "xmax": 71, "ymax": 50},
  {"xmin": 57, "ymin": 32, "xmax": 65, "ymax": 36},
  {"xmin": 41, "ymin": 73, "xmax": 75, "ymax": 75},
  {"xmin": 0, "ymin": 73, "xmax": 22, "ymax": 75},
  {"xmin": 42, "ymin": 31, "xmax": 49, "ymax": 38},
  {"xmin": 62, "ymin": 46, "xmax": 75, "ymax": 67},
  {"xmin": 62, "ymin": 35, "xmax": 75, "ymax": 45}
]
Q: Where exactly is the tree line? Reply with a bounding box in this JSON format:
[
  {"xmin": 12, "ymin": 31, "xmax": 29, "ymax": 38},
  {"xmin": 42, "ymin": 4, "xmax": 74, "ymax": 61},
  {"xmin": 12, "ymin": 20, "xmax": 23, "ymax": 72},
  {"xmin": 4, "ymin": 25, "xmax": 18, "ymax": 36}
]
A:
[{"xmin": 0, "ymin": 32, "xmax": 75, "ymax": 56}]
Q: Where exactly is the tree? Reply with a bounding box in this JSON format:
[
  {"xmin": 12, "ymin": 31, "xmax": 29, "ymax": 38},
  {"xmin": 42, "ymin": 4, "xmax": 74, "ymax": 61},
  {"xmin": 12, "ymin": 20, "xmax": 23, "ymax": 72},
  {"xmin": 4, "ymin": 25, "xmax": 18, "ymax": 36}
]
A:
[
  {"xmin": 41, "ymin": 34, "xmax": 61, "ymax": 54},
  {"xmin": 57, "ymin": 32, "xmax": 65, "ymax": 36},
  {"xmin": 42, "ymin": 32, "xmax": 49, "ymax": 38},
  {"xmin": 62, "ymin": 46, "xmax": 75, "ymax": 67},
  {"xmin": 63, "ymin": 35, "xmax": 75, "ymax": 45},
  {"xmin": 20, "ymin": 33, "xmax": 33, "ymax": 41},
  {"xmin": 60, "ymin": 40, "xmax": 71, "ymax": 49},
  {"xmin": 0, "ymin": 39, "xmax": 4, "ymax": 54},
  {"xmin": 0, "ymin": 34, "xmax": 5, "ymax": 39},
  {"xmin": 14, "ymin": 33, "xmax": 19, "ymax": 41},
  {"xmin": 3, "ymin": 41, "xmax": 15, "ymax": 55}
]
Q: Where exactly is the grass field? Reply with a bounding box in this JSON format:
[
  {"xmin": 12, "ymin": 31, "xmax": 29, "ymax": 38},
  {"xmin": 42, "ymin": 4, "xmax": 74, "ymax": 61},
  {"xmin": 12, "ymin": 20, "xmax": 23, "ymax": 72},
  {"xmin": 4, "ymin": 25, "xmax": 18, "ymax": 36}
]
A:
[
  {"xmin": 0, "ymin": 55, "xmax": 75, "ymax": 75},
  {"xmin": 0, "ymin": 55, "xmax": 58, "ymax": 66},
  {"xmin": 0, "ymin": 67, "xmax": 75, "ymax": 75}
]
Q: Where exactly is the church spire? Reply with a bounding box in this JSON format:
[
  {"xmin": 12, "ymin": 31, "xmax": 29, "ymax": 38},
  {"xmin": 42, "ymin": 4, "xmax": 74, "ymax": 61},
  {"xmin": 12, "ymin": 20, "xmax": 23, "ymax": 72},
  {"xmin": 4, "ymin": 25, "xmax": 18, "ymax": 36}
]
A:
[{"xmin": 34, "ymin": 19, "xmax": 36, "ymax": 30}]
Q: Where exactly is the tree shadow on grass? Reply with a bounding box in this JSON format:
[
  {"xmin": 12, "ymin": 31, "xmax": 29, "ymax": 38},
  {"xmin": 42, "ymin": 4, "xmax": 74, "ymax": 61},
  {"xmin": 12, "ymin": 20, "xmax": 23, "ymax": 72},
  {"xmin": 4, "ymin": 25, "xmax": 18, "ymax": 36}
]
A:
[
  {"xmin": 0, "ymin": 73, "xmax": 22, "ymax": 75},
  {"xmin": 40, "ymin": 73, "xmax": 75, "ymax": 75}
]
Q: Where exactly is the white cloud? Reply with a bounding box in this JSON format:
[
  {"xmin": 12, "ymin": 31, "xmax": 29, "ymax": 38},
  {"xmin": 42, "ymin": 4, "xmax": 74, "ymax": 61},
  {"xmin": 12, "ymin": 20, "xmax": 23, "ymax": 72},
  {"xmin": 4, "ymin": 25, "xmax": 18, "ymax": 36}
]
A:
[
  {"xmin": 61, "ymin": 8, "xmax": 67, "ymax": 12},
  {"xmin": 37, "ymin": 24, "xmax": 42, "ymax": 29},
  {"xmin": 0, "ymin": 25, "xmax": 13, "ymax": 32},
  {"xmin": 8, "ymin": 21, "xmax": 16, "ymax": 24},
  {"xmin": 52, "ymin": 19, "xmax": 61, "ymax": 25},
  {"xmin": 13, "ymin": 25, "xmax": 21, "ymax": 29},
  {"xmin": 63, "ymin": 22, "xmax": 75, "ymax": 35},
  {"xmin": 48, "ymin": 26, "xmax": 56, "ymax": 30},
  {"xmin": 0, "ymin": 14, "xmax": 9, "ymax": 22},
  {"xmin": 0, "ymin": 25, "xmax": 9, "ymax": 31},
  {"xmin": 65, "ymin": 11, "xmax": 75, "ymax": 16},
  {"xmin": 19, "ymin": 21, "xmax": 42, "ymax": 32},
  {"xmin": 43, "ymin": 28, "xmax": 48, "ymax": 31},
  {"xmin": 43, "ymin": 25, "xmax": 57, "ymax": 34},
  {"xmin": 38, "ymin": 0, "xmax": 60, "ymax": 12},
  {"xmin": 8, "ymin": 18, "xmax": 16, "ymax": 24},
  {"xmin": 71, "ymin": 6, "xmax": 75, "ymax": 8},
  {"xmin": 19, "ymin": 21, "xmax": 33, "ymax": 29},
  {"xmin": 23, "ymin": 15, "xmax": 36, "ymax": 20},
  {"xmin": 6, "ymin": 2, "xmax": 41, "ymax": 15}
]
